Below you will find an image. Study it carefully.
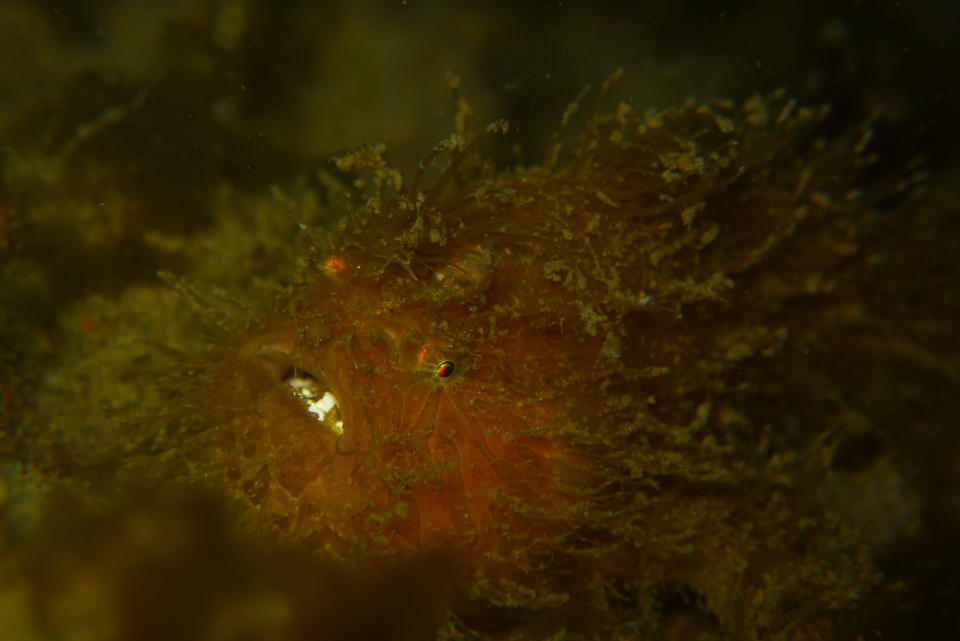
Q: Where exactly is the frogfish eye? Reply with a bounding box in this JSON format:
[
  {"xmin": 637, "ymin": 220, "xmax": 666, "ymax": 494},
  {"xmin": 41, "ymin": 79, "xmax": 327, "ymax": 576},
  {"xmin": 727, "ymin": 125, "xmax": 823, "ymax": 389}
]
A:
[{"xmin": 434, "ymin": 360, "xmax": 455, "ymax": 378}]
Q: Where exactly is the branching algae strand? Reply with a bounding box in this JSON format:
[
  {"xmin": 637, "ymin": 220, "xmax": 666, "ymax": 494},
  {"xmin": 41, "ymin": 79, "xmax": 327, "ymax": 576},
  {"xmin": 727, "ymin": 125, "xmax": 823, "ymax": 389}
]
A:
[{"xmin": 156, "ymin": 92, "xmax": 940, "ymax": 639}]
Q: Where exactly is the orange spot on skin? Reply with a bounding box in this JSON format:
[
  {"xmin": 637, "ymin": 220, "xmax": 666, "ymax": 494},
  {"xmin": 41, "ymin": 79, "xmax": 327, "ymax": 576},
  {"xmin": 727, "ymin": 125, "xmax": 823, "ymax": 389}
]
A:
[
  {"xmin": 417, "ymin": 340, "xmax": 439, "ymax": 367},
  {"xmin": 323, "ymin": 255, "xmax": 347, "ymax": 274}
]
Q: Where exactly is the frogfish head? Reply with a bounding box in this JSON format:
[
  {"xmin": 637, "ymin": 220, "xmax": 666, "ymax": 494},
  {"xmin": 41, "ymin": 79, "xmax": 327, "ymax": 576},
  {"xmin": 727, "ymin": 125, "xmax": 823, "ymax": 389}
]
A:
[{"xmin": 197, "ymin": 179, "xmax": 610, "ymax": 563}]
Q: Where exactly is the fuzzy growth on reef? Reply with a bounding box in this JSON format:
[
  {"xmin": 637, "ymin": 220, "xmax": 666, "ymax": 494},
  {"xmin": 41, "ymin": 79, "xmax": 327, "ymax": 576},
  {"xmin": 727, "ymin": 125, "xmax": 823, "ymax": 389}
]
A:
[{"xmin": 154, "ymin": 88, "xmax": 940, "ymax": 639}]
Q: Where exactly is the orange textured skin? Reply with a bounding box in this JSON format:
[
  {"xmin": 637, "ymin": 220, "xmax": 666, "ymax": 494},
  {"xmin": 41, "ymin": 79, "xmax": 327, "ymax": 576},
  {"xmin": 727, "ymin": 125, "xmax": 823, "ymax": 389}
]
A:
[
  {"xmin": 174, "ymin": 96, "xmax": 942, "ymax": 636},
  {"xmin": 208, "ymin": 234, "xmax": 604, "ymax": 560}
]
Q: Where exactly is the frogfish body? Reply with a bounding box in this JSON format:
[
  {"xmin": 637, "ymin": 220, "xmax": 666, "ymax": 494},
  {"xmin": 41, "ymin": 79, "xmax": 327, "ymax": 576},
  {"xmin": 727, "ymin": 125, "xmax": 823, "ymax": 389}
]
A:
[{"xmin": 175, "ymin": 94, "xmax": 933, "ymax": 637}]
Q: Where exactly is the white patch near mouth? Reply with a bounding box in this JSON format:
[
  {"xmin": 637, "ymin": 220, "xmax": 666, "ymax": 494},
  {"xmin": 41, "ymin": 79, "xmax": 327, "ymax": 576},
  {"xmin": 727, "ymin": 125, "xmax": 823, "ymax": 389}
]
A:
[{"xmin": 286, "ymin": 376, "xmax": 344, "ymax": 435}]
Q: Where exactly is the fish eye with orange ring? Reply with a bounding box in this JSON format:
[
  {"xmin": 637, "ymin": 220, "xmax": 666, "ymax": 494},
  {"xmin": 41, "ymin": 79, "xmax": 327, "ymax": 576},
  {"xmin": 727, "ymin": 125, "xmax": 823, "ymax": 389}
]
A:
[{"xmin": 434, "ymin": 360, "xmax": 455, "ymax": 378}]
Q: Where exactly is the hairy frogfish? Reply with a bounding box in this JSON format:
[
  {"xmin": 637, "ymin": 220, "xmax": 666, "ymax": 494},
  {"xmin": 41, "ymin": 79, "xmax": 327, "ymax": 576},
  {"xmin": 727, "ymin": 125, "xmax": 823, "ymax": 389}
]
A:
[{"xmin": 168, "ymin": 91, "xmax": 938, "ymax": 637}]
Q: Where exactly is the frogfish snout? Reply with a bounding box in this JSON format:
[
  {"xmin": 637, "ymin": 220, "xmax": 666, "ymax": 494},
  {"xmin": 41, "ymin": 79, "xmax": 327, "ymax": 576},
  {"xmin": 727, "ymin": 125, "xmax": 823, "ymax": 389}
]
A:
[{"xmin": 207, "ymin": 265, "xmax": 595, "ymax": 558}]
